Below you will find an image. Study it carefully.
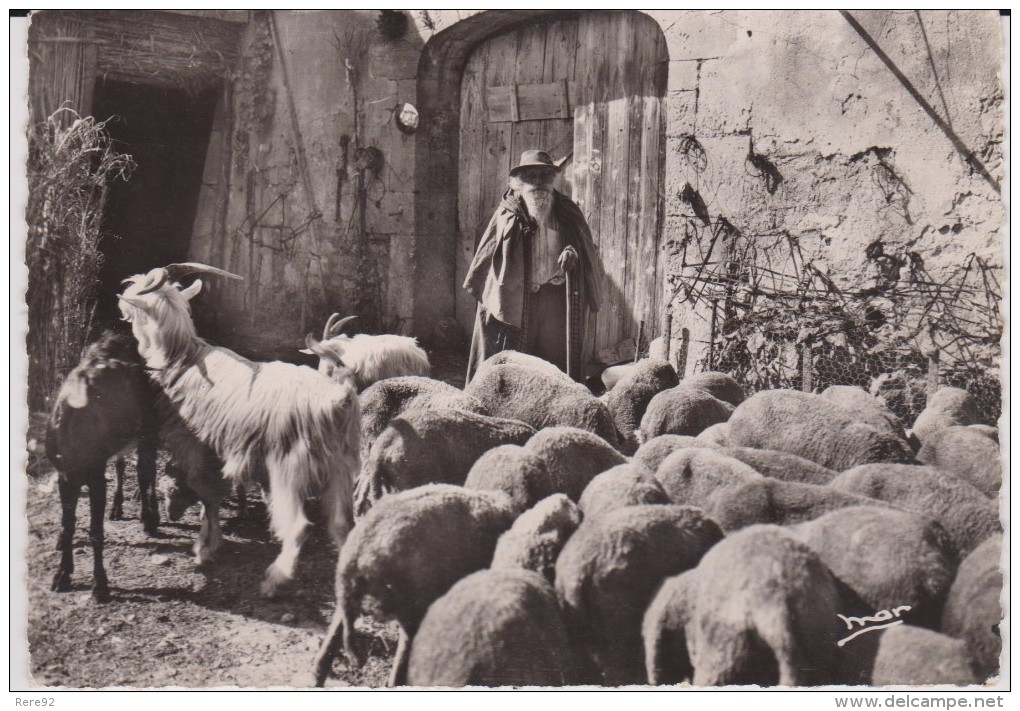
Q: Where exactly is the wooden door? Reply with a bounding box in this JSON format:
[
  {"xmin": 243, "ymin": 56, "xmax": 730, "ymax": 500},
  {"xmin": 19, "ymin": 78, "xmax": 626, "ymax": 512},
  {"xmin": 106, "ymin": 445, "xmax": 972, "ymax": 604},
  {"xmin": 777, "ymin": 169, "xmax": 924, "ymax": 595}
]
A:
[{"xmin": 457, "ymin": 11, "xmax": 667, "ymax": 364}]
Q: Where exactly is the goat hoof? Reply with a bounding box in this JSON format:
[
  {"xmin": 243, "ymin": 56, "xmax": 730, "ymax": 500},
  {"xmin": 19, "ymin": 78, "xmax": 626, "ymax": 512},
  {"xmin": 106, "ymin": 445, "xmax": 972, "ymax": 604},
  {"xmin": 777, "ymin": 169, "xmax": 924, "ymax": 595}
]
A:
[
  {"xmin": 259, "ymin": 571, "xmax": 290, "ymax": 599},
  {"xmin": 92, "ymin": 586, "xmax": 112, "ymax": 604},
  {"xmin": 51, "ymin": 572, "xmax": 72, "ymax": 593}
]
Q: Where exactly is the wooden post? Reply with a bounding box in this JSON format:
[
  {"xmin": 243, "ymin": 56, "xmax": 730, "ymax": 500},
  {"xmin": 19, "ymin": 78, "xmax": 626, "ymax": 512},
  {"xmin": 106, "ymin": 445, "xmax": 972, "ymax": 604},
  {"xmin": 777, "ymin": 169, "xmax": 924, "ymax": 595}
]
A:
[
  {"xmin": 926, "ymin": 351, "xmax": 940, "ymax": 401},
  {"xmin": 801, "ymin": 341, "xmax": 813, "ymax": 393},
  {"xmin": 677, "ymin": 328, "xmax": 690, "ymax": 377},
  {"xmin": 708, "ymin": 299, "xmax": 718, "ymax": 370},
  {"xmin": 663, "ymin": 309, "xmax": 673, "ymax": 364}
]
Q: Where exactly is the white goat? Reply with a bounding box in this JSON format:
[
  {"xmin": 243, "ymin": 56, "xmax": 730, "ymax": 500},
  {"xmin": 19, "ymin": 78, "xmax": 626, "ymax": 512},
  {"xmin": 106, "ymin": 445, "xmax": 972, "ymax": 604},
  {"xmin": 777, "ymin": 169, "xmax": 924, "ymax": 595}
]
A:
[
  {"xmin": 301, "ymin": 313, "xmax": 430, "ymax": 390},
  {"xmin": 118, "ymin": 263, "xmax": 360, "ymax": 597}
]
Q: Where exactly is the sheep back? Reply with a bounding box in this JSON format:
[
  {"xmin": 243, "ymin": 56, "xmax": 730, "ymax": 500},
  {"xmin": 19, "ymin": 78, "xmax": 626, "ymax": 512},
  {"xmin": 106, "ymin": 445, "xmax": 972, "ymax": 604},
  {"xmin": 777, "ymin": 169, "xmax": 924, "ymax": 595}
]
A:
[
  {"xmin": 916, "ymin": 426, "xmax": 1001, "ymax": 498},
  {"xmin": 720, "ymin": 445, "xmax": 837, "ymax": 485},
  {"xmin": 476, "ymin": 350, "xmax": 573, "ymax": 383},
  {"xmin": 680, "ymin": 371, "xmax": 745, "ymax": 407},
  {"xmin": 337, "ymin": 485, "xmax": 517, "ymax": 633},
  {"xmin": 696, "ymin": 422, "xmax": 730, "ymax": 447},
  {"xmin": 831, "ymin": 463, "xmax": 1000, "ymax": 559},
  {"xmin": 639, "ymin": 386, "xmax": 734, "ymax": 442},
  {"xmin": 941, "ymin": 534, "xmax": 1002, "ymax": 681},
  {"xmin": 578, "ymin": 462, "xmax": 669, "ymax": 519},
  {"xmin": 633, "ymin": 435, "xmax": 718, "ymax": 472},
  {"xmin": 654, "ymin": 447, "xmax": 762, "ymax": 508},
  {"xmin": 820, "ymin": 385, "xmax": 909, "ymax": 441},
  {"xmin": 523, "ymin": 427, "xmax": 627, "ymax": 502},
  {"xmin": 912, "ymin": 387, "xmax": 980, "ymax": 446},
  {"xmin": 555, "ymin": 504, "xmax": 724, "ymax": 685},
  {"xmin": 727, "ymin": 390, "xmax": 915, "ymax": 471},
  {"xmin": 491, "ymin": 494, "xmax": 583, "ymax": 584},
  {"xmin": 357, "ymin": 408, "xmax": 534, "ymax": 514},
  {"xmin": 871, "ymin": 626, "xmax": 979, "ymax": 686},
  {"xmin": 791, "ymin": 506, "xmax": 956, "ymax": 630},
  {"xmin": 705, "ymin": 477, "xmax": 881, "ymax": 533},
  {"xmin": 359, "ymin": 376, "xmax": 481, "ymax": 462},
  {"xmin": 407, "ymin": 569, "xmax": 578, "ymax": 687},
  {"xmin": 464, "ymin": 444, "xmax": 553, "ymax": 514},
  {"xmin": 466, "ymin": 364, "xmax": 619, "ymax": 447},
  {"xmin": 646, "ymin": 525, "xmax": 843, "ymax": 686},
  {"xmin": 604, "ymin": 359, "xmax": 679, "ymax": 453}
]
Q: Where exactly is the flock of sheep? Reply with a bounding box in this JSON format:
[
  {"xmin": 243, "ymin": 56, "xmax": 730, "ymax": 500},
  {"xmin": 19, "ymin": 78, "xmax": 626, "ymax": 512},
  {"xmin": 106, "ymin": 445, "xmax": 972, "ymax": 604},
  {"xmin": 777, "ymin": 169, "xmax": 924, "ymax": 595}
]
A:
[{"xmin": 43, "ymin": 262, "xmax": 1003, "ymax": 688}]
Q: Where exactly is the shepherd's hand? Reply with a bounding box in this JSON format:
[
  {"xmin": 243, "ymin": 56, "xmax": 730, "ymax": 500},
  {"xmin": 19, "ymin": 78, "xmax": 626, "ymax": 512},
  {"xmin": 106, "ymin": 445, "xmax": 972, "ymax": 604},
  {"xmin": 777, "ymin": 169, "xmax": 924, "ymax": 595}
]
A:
[{"xmin": 558, "ymin": 246, "xmax": 579, "ymax": 273}]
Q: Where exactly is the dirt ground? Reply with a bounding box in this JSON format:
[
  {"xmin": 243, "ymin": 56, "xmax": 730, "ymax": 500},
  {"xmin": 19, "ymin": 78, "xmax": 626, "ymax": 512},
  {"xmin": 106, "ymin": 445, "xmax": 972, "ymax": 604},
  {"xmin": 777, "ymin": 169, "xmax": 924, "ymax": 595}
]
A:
[{"xmin": 21, "ymin": 349, "xmax": 471, "ymax": 689}]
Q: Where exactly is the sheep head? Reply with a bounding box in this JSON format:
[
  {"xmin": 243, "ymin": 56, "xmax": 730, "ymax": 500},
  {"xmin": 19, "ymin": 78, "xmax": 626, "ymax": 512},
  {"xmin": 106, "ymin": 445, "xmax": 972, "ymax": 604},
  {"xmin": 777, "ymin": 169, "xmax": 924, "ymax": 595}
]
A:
[{"xmin": 118, "ymin": 263, "xmax": 242, "ymax": 370}]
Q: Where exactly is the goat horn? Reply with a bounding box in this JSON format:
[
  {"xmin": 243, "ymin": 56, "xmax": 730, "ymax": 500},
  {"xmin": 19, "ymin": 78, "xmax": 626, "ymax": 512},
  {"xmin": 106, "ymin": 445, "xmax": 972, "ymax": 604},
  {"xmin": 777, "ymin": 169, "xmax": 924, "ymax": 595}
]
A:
[
  {"xmin": 327, "ymin": 315, "xmax": 359, "ymax": 338},
  {"xmin": 164, "ymin": 262, "xmax": 244, "ymax": 282},
  {"xmin": 323, "ymin": 313, "xmax": 342, "ymax": 340},
  {"xmin": 136, "ymin": 268, "xmax": 169, "ymax": 295}
]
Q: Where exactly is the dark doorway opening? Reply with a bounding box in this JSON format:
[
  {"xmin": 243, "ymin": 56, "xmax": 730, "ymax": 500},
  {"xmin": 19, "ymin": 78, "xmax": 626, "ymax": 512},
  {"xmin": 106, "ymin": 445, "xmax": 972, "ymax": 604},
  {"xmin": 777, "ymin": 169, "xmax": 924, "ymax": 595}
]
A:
[{"xmin": 91, "ymin": 79, "xmax": 220, "ymax": 325}]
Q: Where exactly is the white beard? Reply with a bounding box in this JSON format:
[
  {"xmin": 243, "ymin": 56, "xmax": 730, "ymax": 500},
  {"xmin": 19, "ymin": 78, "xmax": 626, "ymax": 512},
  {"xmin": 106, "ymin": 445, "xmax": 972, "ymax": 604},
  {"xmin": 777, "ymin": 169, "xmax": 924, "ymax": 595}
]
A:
[{"xmin": 522, "ymin": 191, "xmax": 553, "ymax": 225}]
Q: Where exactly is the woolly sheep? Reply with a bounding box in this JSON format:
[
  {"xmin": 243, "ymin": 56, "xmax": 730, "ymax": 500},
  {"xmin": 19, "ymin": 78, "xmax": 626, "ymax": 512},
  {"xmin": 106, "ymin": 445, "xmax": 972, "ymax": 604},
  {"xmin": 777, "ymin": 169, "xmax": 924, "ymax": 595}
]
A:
[
  {"xmin": 474, "ymin": 349, "xmax": 574, "ymax": 384},
  {"xmin": 727, "ymin": 389, "xmax": 915, "ymax": 471},
  {"xmin": 871, "ymin": 626, "xmax": 979, "ymax": 686},
  {"xmin": 704, "ymin": 477, "xmax": 882, "ymax": 533},
  {"xmin": 407, "ymin": 568, "xmax": 579, "ymax": 687},
  {"xmin": 680, "ymin": 371, "xmax": 745, "ymax": 407},
  {"xmin": 639, "ymin": 386, "xmax": 734, "ymax": 443},
  {"xmin": 301, "ymin": 313, "xmax": 430, "ymax": 391},
  {"xmin": 602, "ymin": 359, "xmax": 679, "ymax": 454},
  {"xmin": 654, "ymin": 447, "xmax": 762, "ymax": 508},
  {"xmin": 968, "ymin": 424, "xmax": 998, "ymax": 442},
  {"xmin": 358, "ymin": 376, "xmax": 483, "ymax": 468},
  {"xmin": 911, "ymin": 387, "xmax": 980, "ymax": 446},
  {"xmin": 577, "ymin": 462, "xmax": 670, "ymax": 519},
  {"xmin": 633, "ymin": 435, "xmax": 719, "ymax": 471},
  {"xmin": 820, "ymin": 384, "xmax": 909, "ymax": 441},
  {"xmin": 830, "ymin": 463, "xmax": 1000, "ymax": 558},
  {"xmin": 941, "ymin": 535, "xmax": 1002, "ymax": 681},
  {"xmin": 466, "ymin": 364, "xmax": 619, "ymax": 447},
  {"xmin": 719, "ymin": 446, "xmax": 837, "ymax": 485},
  {"xmin": 522, "ymin": 427, "xmax": 627, "ymax": 502},
  {"xmin": 491, "ymin": 494, "xmax": 583, "ymax": 583},
  {"xmin": 791, "ymin": 506, "xmax": 957, "ymax": 630},
  {"xmin": 555, "ymin": 504, "xmax": 724, "ymax": 685},
  {"xmin": 463, "ymin": 444, "xmax": 553, "ymax": 514},
  {"xmin": 695, "ymin": 422, "xmax": 730, "ymax": 447},
  {"xmin": 644, "ymin": 526, "xmax": 843, "ymax": 686},
  {"xmin": 355, "ymin": 407, "xmax": 535, "ymax": 515},
  {"xmin": 313, "ymin": 485, "xmax": 517, "ymax": 687},
  {"xmin": 917, "ymin": 426, "xmax": 1001, "ymax": 497}
]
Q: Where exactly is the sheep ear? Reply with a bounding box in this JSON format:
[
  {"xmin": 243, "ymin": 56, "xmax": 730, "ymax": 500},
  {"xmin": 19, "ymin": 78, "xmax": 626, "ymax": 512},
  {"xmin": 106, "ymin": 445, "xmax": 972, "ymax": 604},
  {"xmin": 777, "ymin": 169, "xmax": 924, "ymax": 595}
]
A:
[{"xmin": 179, "ymin": 279, "xmax": 203, "ymax": 301}]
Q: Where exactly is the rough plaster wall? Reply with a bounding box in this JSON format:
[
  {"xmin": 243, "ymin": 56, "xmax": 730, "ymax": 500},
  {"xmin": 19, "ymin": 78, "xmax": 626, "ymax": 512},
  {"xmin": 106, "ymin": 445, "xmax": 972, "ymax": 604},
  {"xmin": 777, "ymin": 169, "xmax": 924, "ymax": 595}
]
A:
[{"xmin": 644, "ymin": 9, "xmax": 1004, "ymax": 375}]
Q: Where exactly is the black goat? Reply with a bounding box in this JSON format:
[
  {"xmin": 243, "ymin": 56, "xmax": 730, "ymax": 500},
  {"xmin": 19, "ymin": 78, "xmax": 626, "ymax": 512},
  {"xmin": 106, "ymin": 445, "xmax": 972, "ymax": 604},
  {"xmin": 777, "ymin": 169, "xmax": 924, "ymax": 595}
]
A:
[{"xmin": 46, "ymin": 330, "xmax": 161, "ymax": 602}]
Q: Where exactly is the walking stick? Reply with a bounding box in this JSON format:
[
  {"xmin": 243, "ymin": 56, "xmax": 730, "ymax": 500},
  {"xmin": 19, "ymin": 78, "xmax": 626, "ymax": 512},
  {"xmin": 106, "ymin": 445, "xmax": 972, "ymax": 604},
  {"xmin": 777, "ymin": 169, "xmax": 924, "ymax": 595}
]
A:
[{"xmin": 565, "ymin": 268, "xmax": 573, "ymax": 379}]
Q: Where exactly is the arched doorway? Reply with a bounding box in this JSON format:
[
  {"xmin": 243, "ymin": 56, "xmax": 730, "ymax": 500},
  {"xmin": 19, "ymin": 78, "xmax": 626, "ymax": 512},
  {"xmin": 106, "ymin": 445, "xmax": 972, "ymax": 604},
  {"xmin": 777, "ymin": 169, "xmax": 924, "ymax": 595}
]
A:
[{"xmin": 442, "ymin": 11, "xmax": 668, "ymax": 367}]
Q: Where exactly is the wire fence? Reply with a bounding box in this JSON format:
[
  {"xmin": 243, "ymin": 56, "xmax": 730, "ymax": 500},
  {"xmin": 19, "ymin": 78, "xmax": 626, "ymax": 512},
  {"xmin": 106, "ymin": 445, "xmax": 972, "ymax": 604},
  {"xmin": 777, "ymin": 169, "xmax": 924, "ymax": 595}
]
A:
[{"xmin": 668, "ymin": 223, "xmax": 1002, "ymax": 426}]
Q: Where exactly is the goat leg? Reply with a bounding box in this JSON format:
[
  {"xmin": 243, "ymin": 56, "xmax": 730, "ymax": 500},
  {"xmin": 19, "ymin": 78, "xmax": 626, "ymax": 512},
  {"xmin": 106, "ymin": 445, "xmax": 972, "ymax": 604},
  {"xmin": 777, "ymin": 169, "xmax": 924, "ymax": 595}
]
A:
[
  {"xmin": 137, "ymin": 437, "xmax": 160, "ymax": 535},
  {"xmin": 50, "ymin": 478, "xmax": 79, "ymax": 593},
  {"xmin": 88, "ymin": 479, "xmax": 111, "ymax": 603},
  {"xmin": 109, "ymin": 456, "xmax": 126, "ymax": 521}
]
